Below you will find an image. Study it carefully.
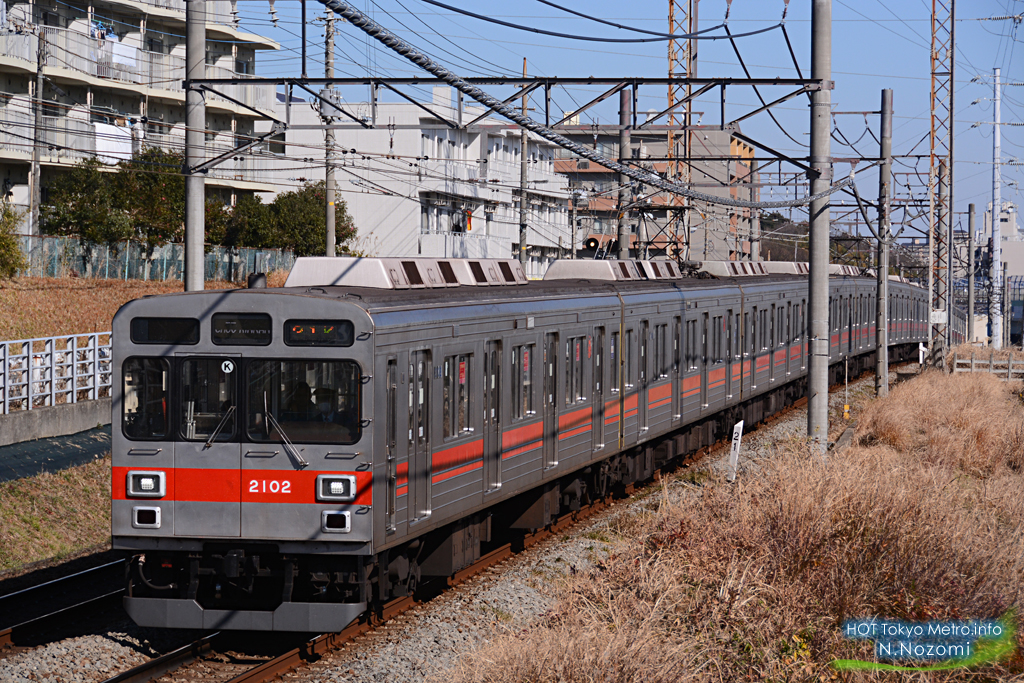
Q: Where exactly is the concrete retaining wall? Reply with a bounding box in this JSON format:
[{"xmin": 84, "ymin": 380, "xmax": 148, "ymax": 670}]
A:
[{"xmin": 0, "ymin": 399, "xmax": 111, "ymax": 447}]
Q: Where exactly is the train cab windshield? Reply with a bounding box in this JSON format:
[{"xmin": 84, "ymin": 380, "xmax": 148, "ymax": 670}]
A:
[
  {"xmin": 122, "ymin": 357, "xmax": 362, "ymax": 445},
  {"xmin": 247, "ymin": 360, "xmax": 362, "ymax": 445}
]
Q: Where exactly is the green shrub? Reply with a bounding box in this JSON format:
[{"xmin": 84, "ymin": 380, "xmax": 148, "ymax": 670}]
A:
[{"xmin": 0, "ymin": 201, "xmax": 27, "ymax": 278}]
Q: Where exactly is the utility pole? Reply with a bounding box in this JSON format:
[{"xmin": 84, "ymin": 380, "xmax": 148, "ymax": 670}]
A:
[
  {"xmin": 991, "ymin": 67, "xmax": 1003, "ymax": 349},
  {"xmin": 937, "ymin": 158, "xmax": 949, "ymax": 360},
  {"xmin": 668, "ymin": 0, "xmax": 697, "ymax": 260},
  {"xmin": 184, "ymin": 0, "xmax": 206, "ymax": 291},
  {"xmin": 1004, "ymin": 262, "xmax": 1010, "ymax": 348},
  {"xmin": 875, "ymin": 89, "xmax": 892, "ymax": 397},
  {"xmin": 617, "ymin": 88, "xmax": 630, "ymax": 260},
  {"xmin": 570, "ymin": 190, "xmax": 577, "ymax": 259},
  {"xmin": 30, "ymin": 29, "xmax": 45, "ymax": 236},
  {"xmin": 945, "ymin": 161, "xmax": 954, "ymax": 351},
  {"xmin": 807, "ymin": 0, "xmax": 832, "ymax": 453},
  {"xmin": 518, "ymin": 58, "xmax": 528, "ymax": 267},
  {"xmin": 968, "ymin": 203, "xmax": 975, "ymax": 342},
  {"xmin": 928, "ymin": 0, "xmax": 955, "ymax": 354},
  {"xmin": 324, "ymin": 9, "xmax": 336, "ymax": 256}
]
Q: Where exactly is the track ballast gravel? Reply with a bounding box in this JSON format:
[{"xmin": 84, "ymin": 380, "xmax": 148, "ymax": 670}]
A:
[{"xmin": 0, "ymin": 371, "xmax": 886, "ymax": 683}]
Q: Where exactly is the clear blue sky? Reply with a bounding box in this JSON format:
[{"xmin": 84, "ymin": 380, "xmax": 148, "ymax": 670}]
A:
[{"xmin": 237, "ymin": 0, "xmax": 1023, "ymax": 239}]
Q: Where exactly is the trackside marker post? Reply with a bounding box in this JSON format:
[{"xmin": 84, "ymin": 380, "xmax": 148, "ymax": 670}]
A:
[{"xmin": 727, "ymin": 420, "xmax": 744, "ymax": 483}]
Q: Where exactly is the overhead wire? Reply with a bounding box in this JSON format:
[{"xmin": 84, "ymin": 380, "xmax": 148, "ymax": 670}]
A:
[{"xmin": 417, "ymin": 0, "xmax": 782, "ymax": 44}]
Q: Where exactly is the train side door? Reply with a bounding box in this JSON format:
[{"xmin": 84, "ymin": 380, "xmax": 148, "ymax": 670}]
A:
[
  {"xmin": 700, "ymin": 313, "xmax": 709, "ymax": 409},
  {"xmin": 672, "ymin": 317, "xmax": 681, "ymax": 420},
  {"xmin": 409, "ymin": 350, "xmax": 431, "ymax": 522},
  {"xmin": 542, "ymin": 332, "xmax": 559, "ymax": 469},
  {"xmin": 638, "ymin": 320, "xmax": 649, "ymax": 433},
  {"xmin": 385, "ymin": 359, "xmax": 398, "ymax": 534},
  {"xmin": 725, "ymin": 312, "xmax": 734, "ymax": 399},
  {"xmin": 174, "ymin": 354, "xmax": 241, "ymax": 537},
  {"xmin": 593, "ymin": 327, "xmax": 605, "ymax": 450},
  {"xmin": 483, "ymin": 341, "xmax": 502, "ymax": 492}
]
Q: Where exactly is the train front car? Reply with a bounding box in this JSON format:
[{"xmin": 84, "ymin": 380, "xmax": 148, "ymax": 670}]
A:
[{"xmin": 112, "ymin": 288, "xmax": 375, "ymax": 631}]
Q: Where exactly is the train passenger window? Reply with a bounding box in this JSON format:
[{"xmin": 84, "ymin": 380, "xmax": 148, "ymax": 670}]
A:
[
  {"xmin": 564, "ymin": 337, "xmax": 586, "ymax": 405},
  {"xmin": 711, "ymin": 316, "xmax": 723, "ymax": 364},
  {"xmin": 685, "ymin": 321, "xmax": 698, "ymax": 370},
  {"xmin": 734, "ymin": 314, "xmax": 742, "ymax": 359},
  {"xmin": 778, "ymin": 306, "xmax": 786, "ymax": 347},
  {"xmin": 744, "ymin": 313, "xmax": 751, "ymax": 356},
  {"xmin": 180, "ymin": 358, "xmax": 236, "ymax": 441},
  {"xmin": 246, "ymin": 360, "xmax": 361, "ymax": 444},
  {"xmin": 130, "ymin": 318, "xmax": 199, "ymax": 345},
  {"xmin": 610, "ymin": 332, "xmax": 620, "ymax": 390},
  {"xmin": 443, "ymin": 354, "xmax": 472, "ymax": 439},
  {"xmin": 674, "ymin": 318, "xmax": 681, "ymax": 370},
  {"xmin": 122, "ymin": 358, "xmax": 169, "ymax": 440},
  {"xmin": 511, "ymin": 345, "xmax": 534, "ymax": 420},
  {"xmin": 212, "ymin": 313, "xmax": 271, "ymax": 346},
  {"xmin": 759, "ymin": 309, "xmax": 769, "ymax": 351},
  {"xmin": 638, "ymin": 323, "xmax": 647, "ymax": 384},
  {"xmin": 624, "ymin": 330, "xmax": 634, "ymax": 388},
  {"xmin": 656, "ymin": 324, "xmax": 668, "ymax": 378}
]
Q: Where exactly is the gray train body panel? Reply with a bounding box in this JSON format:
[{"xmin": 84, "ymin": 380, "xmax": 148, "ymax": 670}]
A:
[{"xmin": 112, "ymin": 272, "xmax": 929, "ymax": 631}]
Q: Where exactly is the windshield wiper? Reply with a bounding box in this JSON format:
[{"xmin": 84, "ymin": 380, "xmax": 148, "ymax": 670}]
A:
[
  {"xmin": 264, "ymin": 392, "xmax": 309, "ymax": 468},
  {"xmin": 203, "ymin": 405, "xmax": 236, "ymax": 450}
]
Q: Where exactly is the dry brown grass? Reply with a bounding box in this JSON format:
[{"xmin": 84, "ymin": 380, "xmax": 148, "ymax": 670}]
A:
[
  {"xmin": 951, "ymin": 343, "xmax": 1024, "ymax": 362},
  {"xmin": 447, "ymin": 373, "xmax": 1024, "ymax": 683},
  {"xmin": 0, "ymin": 270, "xmax": 289, "ymax": 340},
  {"xmin": 0, "ymin": 456, "xmax": 111, "ymax": 572}
]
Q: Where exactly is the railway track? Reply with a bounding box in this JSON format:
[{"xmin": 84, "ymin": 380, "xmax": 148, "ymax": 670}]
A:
[
  {"xmin": 99, "ymin": 492, "xmax": 624, "ymax": 683},
  {"xmin": 3, "ymin": 363, "xmax": 908, "ymax": 682},
  {"xmin": 0, "ymin": 559, "xmax": 126, "ymax": 655}
]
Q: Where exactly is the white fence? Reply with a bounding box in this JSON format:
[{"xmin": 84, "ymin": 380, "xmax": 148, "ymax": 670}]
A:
[
  {"xmin": 951, "ymin": 351, "xmax": 1024, "ymax": 381},
  {"xmin": 1, "ymin": 332, "xmax": 112, "ymax": 414}
]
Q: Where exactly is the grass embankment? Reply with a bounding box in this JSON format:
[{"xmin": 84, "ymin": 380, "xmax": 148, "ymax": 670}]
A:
[
  {"xmin": 449, "ymin": 371, "xmax": 1024, "ymax": 682},
  {"xmin": 0, "ymin": 456, "xmax": 111, "ymax": 573},
  {"xmin": 0, "ymin": 270, "xmax": 288, "ymax": 340},
  {"xmin": 951, "ymin": 343, "xmax": 1024, "ymax": 362}
]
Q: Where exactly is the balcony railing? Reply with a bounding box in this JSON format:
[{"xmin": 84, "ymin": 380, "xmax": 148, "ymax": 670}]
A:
[
  {"xmin": 0, "ymin": 107, "xmax": 275, "ymax": 185},
  {"xmin": 0, "ymin": 30, "xmax": 36, "ymax": 64},
  {"xmin": 0, "ymin": 27, "xmax": 274, "ymax": 115}
]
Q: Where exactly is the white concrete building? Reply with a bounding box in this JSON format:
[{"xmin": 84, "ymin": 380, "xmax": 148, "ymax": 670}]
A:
[
  {"xmin": 258, "ymin": 86, "xmax": 571, "ymax": 277},
  {"xmin": 981, "ymin": 200, "xmax": 1019, "ymax": 242},
  {"xmin": 0, "ymin": 0, "xmax": 279, "ymax": 230}
]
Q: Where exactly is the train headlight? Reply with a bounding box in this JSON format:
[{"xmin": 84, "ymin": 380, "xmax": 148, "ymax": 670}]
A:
[
  {"xmin": 316, "ymin": 474, "xmax": 357, "ymax": 502},
  {"xmin": 321, "ymin": 510, "xmax": 351, "ymax": 533},
  {"xmin": 127, "ymin": 471, "xmax": 166, "ymax": 498}
]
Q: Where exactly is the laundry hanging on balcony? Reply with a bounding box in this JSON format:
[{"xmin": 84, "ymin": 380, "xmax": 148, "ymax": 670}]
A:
[
  {"xmin": 111, "ymin": 39, "xmax": 138, "ymax": 68},
  {"xmin": 95, "ymin": 122, "xmax": 132, "ymax": 163}
]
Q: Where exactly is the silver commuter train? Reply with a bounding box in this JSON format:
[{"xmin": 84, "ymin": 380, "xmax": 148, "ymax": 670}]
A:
[{"xmin": 112, "ymin": 256, "xmax": 937, "ymax": 631}]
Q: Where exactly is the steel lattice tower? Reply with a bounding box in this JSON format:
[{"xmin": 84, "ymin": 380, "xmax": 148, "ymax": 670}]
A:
[
  {"xmin": 929, "ymin": 0, "xmax": 955, "ymax": 351},
  {"xmin": 668, "ymin": 0, "xmax": 697, "ymax": 258}
]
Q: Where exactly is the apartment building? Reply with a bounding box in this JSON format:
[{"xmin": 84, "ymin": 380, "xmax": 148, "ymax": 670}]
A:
[
  {"xmin": 257, "ymin": 87, "xmax": 571, "ymax": 277},
  {"xmin": 0, "ymin": 0, "xmax": 279, "ymax": 232},
  {"xmin": 554, "ymin": 124, "xmax": 760, "ymax": 261}
]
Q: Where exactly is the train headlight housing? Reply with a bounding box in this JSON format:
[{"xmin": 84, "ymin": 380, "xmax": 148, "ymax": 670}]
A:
[
  {"xmin": 316, "ymin": 474, "xmax": 357, "ymax": 502},
  {"xmin": 127, "ymin": 471, "xmax": 166, "ymax": 498}
]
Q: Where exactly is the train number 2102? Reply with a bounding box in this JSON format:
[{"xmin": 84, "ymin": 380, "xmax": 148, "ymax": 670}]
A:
[{"xmin": 249, "ymin": 479, "xmax": 292, "ymax": 494}]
